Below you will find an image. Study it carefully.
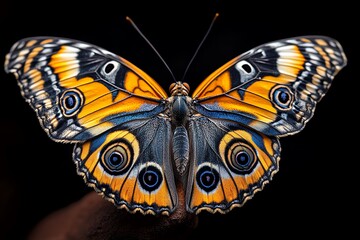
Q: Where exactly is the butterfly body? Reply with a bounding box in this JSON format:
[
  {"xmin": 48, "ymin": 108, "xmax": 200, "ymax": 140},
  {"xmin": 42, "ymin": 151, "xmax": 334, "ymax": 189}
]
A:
[
  {"xmin": 168, "ymin": 83, "xmax": 191, "ymax": 176},
  {"xmin": 5, "ymin": 35, "xmax": 347, "ymax": 215}
]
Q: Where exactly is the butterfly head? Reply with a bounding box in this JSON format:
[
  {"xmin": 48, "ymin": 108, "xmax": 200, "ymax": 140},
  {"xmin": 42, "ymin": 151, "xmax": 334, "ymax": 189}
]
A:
[{"xmin": 169, "ymin": 82, "xmax": 190, "ymax": 96}]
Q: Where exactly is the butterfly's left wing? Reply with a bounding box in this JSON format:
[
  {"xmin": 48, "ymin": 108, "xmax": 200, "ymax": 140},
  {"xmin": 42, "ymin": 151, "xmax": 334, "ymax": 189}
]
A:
[
  {"xmin": 192, "ymin": 36, "xmax": 347, "ymax": 136},
  {"xmin": 186, "ymin": 36, "xmax": 347, "ymax": 213},
  {"xmin": 186, "ymin": 116, "xmax": 280, "ymax": 213}
]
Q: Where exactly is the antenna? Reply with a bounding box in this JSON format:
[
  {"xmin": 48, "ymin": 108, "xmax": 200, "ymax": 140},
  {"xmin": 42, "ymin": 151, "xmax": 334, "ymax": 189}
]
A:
[
  {"xmin": 181, "ymin": 13, "xmax": 219, "ymax": 82},
  {"xmin": 126, "ymin": 16, "xmax": 177, "ymax": 83}
]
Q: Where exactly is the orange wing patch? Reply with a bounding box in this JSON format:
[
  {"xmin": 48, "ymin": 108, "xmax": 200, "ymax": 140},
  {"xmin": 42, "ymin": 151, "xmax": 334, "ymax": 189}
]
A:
[
  {"xmin": 192, "ymin": 56, "xmax": 240, "ymax": 99},
  {"xmin": 120, "ymin": 57, "xmax": 168, "ymax": 99}
]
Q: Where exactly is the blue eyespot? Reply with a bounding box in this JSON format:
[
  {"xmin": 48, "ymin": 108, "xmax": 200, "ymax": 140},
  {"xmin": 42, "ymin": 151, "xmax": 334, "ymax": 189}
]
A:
[
  {"xmin": 108, "ymin": 152, "xmax": 124, "ymax": 168},
  {"xmin": 279, "ymin": 91, "xmax": 290, "ymax": 103},
  {"xmin": 139, "ymin": 166, "xmax": 163, "ymax": 192},
  {"xmin": 272, "ymin": 86, "xmax": 293, "ymax": 110},
  {"xmin": 60, "ymin": 89, "xmax": 83, "ymax": 117},
  {"xmin": 65, "ymin": 95, "xmax": 76, "ymax": 109},
  {"xmin": 196, "ymin": 166, "xmax": 219, "ymax": 192},
  {"xmin": 226, "ymin": 141, "xmax": 257, "ymax": 174},
  {"xmin": 101, "ymin": 141, "xmax": 132, "ymax": 175},
  {"xmin": 142, "ymin": 170, "xmax": 158, "ymax": 187},
  {"xmin": 236, "ymin": 151, "xmax": 252, "ymax": 168}
]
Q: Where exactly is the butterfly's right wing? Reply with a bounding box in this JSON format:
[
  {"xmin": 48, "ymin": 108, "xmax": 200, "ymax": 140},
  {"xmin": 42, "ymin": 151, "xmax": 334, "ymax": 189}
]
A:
[
  {"xmin": 5, "ymin": 37, "xmax": 178, "ymax": 215},
  {"xmin": 5, "ymin": 37, "xmax": 168, "ymax": 142},
  {"xmin": 73, "ymin": 116, "xmax": 178, "ymax": 215}
]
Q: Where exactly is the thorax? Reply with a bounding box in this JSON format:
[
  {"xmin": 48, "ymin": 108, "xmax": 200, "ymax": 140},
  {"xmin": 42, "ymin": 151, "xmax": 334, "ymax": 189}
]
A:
[{"xmin": 168, "ymin": 82, "xmax": 192, "ymax": 126}]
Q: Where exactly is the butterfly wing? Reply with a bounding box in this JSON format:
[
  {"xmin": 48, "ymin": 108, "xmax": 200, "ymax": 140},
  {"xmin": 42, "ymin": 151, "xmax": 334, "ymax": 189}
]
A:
[
  {"xmin": 5, "ymin": 37, "xmax": 168, "ymax": 142},
  {"xmin": 192, "ymin": 36, "xmax": 347, "ymax": 136},
  {"xmin": 73, "ymin": 117, "xmax": 177, "ymax": 215},
  {"xmin": 186, "ymin": 117, "xmax": 280, "ymax": 213},
  {"xmin": 187, "ymin": 36, "xmax": 347, "ymax": 213},
  {"xmin": 5, "ymin": 37, "xmax": 177, "ymax": 214}
]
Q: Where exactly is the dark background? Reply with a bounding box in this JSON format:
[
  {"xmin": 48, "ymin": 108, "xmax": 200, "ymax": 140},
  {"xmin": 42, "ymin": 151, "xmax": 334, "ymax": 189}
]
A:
[{"xmin": 0, "ymin": 1, "xmax": 356, "ymax": 239}]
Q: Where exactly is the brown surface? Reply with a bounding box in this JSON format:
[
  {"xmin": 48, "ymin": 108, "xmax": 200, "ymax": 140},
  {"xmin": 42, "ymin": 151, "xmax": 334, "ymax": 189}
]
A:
[{"xmin": 28, "ymin": 189, "xmax": 198, "ymax": 240}]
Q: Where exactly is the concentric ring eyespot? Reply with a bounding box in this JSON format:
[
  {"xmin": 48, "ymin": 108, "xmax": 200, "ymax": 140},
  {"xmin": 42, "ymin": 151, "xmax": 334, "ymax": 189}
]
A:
[
  {"xmin": 60, "ymin": 89, "xmax": 84, "ymax": 117},
  {"xmin": 232, "ymin": 146, "xmax": 255, "ymax": 169},
  {"xmin": 196, "ymin": 165, "xmax": 220, "ymax": 192},
  {"xmin": 138, "ymin": 165, "xmax": 163, "ymax": 192},
  {"xmin": 271, "ymin": 85, "xmax": 294, "ymax": 110},
  {"xmin": 226, "ymin": 140, "xmax": 257, "ymax": 174},
  {"xmin": 101, "ymin": 60, "xmax": 120, "ymax": 76},
  {"xmin": 101, "ymin": 141, "xmax": 133, "ymax": 175}
]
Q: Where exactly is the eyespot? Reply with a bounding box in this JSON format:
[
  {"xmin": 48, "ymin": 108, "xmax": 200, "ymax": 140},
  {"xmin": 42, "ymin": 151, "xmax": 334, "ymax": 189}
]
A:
[
  {"xmin": 236, "ymin": 60, "xmax": 255, "ymax": 74},
  {"xmin": 235, "ymin": 60, "xmax": 257, "ymax": 83},
  {"xmin": 101, "ymin": 141, "xmax": 133, "ymax": 175},
  {"xmin": 60, "ymin": 89, "xmax": 84, "ymax": 117},
  {"xmin": 138, "ymin": 165, "xmax": 163, "ymax": 192},
  {"xmin": 196, "ymin": 165, "xmax": 219, "ymax": 192},
  {"xmin": 225, "ymin": 140, "xmax": 257, "ymax": 174},
  {"xmin": 241, "ymin": 63, "xmax": 252, "ymax": 73},
  {"xmin": 271, "ymin": 85, "xmax": 294, "ymax": 110},
  {"xmin": 105, "ymin": 62, "xmax": 115, "ymax": 74},
  {"xmin": 101, "ymin": 61, "xmax": 120, "ymax": 76}
]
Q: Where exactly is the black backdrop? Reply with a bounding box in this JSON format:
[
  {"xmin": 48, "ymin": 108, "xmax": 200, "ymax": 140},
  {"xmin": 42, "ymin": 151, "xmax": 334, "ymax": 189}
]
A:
[{"xmin": 0, "ymin": 1, "xmax": 356, "ymax": 239}]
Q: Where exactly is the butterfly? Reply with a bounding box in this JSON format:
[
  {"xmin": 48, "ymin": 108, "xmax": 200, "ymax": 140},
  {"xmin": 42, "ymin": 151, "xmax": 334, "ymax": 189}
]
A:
[{"xmin": 4, "ymin": 35, "xmax": 346, "ymax": 215}]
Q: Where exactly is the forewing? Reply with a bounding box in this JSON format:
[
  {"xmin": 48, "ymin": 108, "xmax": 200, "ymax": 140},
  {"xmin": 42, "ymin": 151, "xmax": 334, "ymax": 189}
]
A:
[
  {"xmin": 192, "ymin": 36, "xmax": 347, "ymax": 136},
  {"xmin": 5, "ymin": 37, "xmax": 168, "ymax": 142}
]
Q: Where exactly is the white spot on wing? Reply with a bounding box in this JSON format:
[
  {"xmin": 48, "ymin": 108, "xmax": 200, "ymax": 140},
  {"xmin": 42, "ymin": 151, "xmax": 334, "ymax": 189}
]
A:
[
  {"xmin": 286, "ymin": 39, "xmax": 301, "ymax": 44},
  {"xmin": 17, "ymin": 41, "xmax": 25, "ymax": 49},
  {"xmin": 305, "ymin": 47, "xmax": 317, "ymax": 53},
  {"xmin": 74, "ymin": 43, "xmax": 92, "ymax": 49},
  {"xmin": 308, "ymin": 53, "xmax": 320, "ymax": 61},
  {"xmin": 329, "ymin": 41, "xmax": 337, "ymax": 47},
  {"xmin": 219, "ymin": 166, "xmax": 231, "ymax": 179},
  {"xmin": 267, "ymin": 42, "xmax": 284, "ymax": 48},
  {"xmin": 57, "ymin": 39, "xmax": 71, "ymax": 44},
  {"xmin": 19, "ymin": 49, "xmax": 30, "ymax": 56},
  {"xmin": 302, "ymin": 43, "xmax": 316, "ymax": 47},
  {"xmin": 13, "ymin": 63, "xmax": 22, "ymax": 69},
  {"xmin": 235, "ymin": 60, "xmax": 256, "ymax": 83},
  {"xmin": 38, "ymin": 56, "xmax": 47, "ymax": 62},
  {"xmin": 42, "ymin": 48, "xmax": 52, "ymax": 54}
]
